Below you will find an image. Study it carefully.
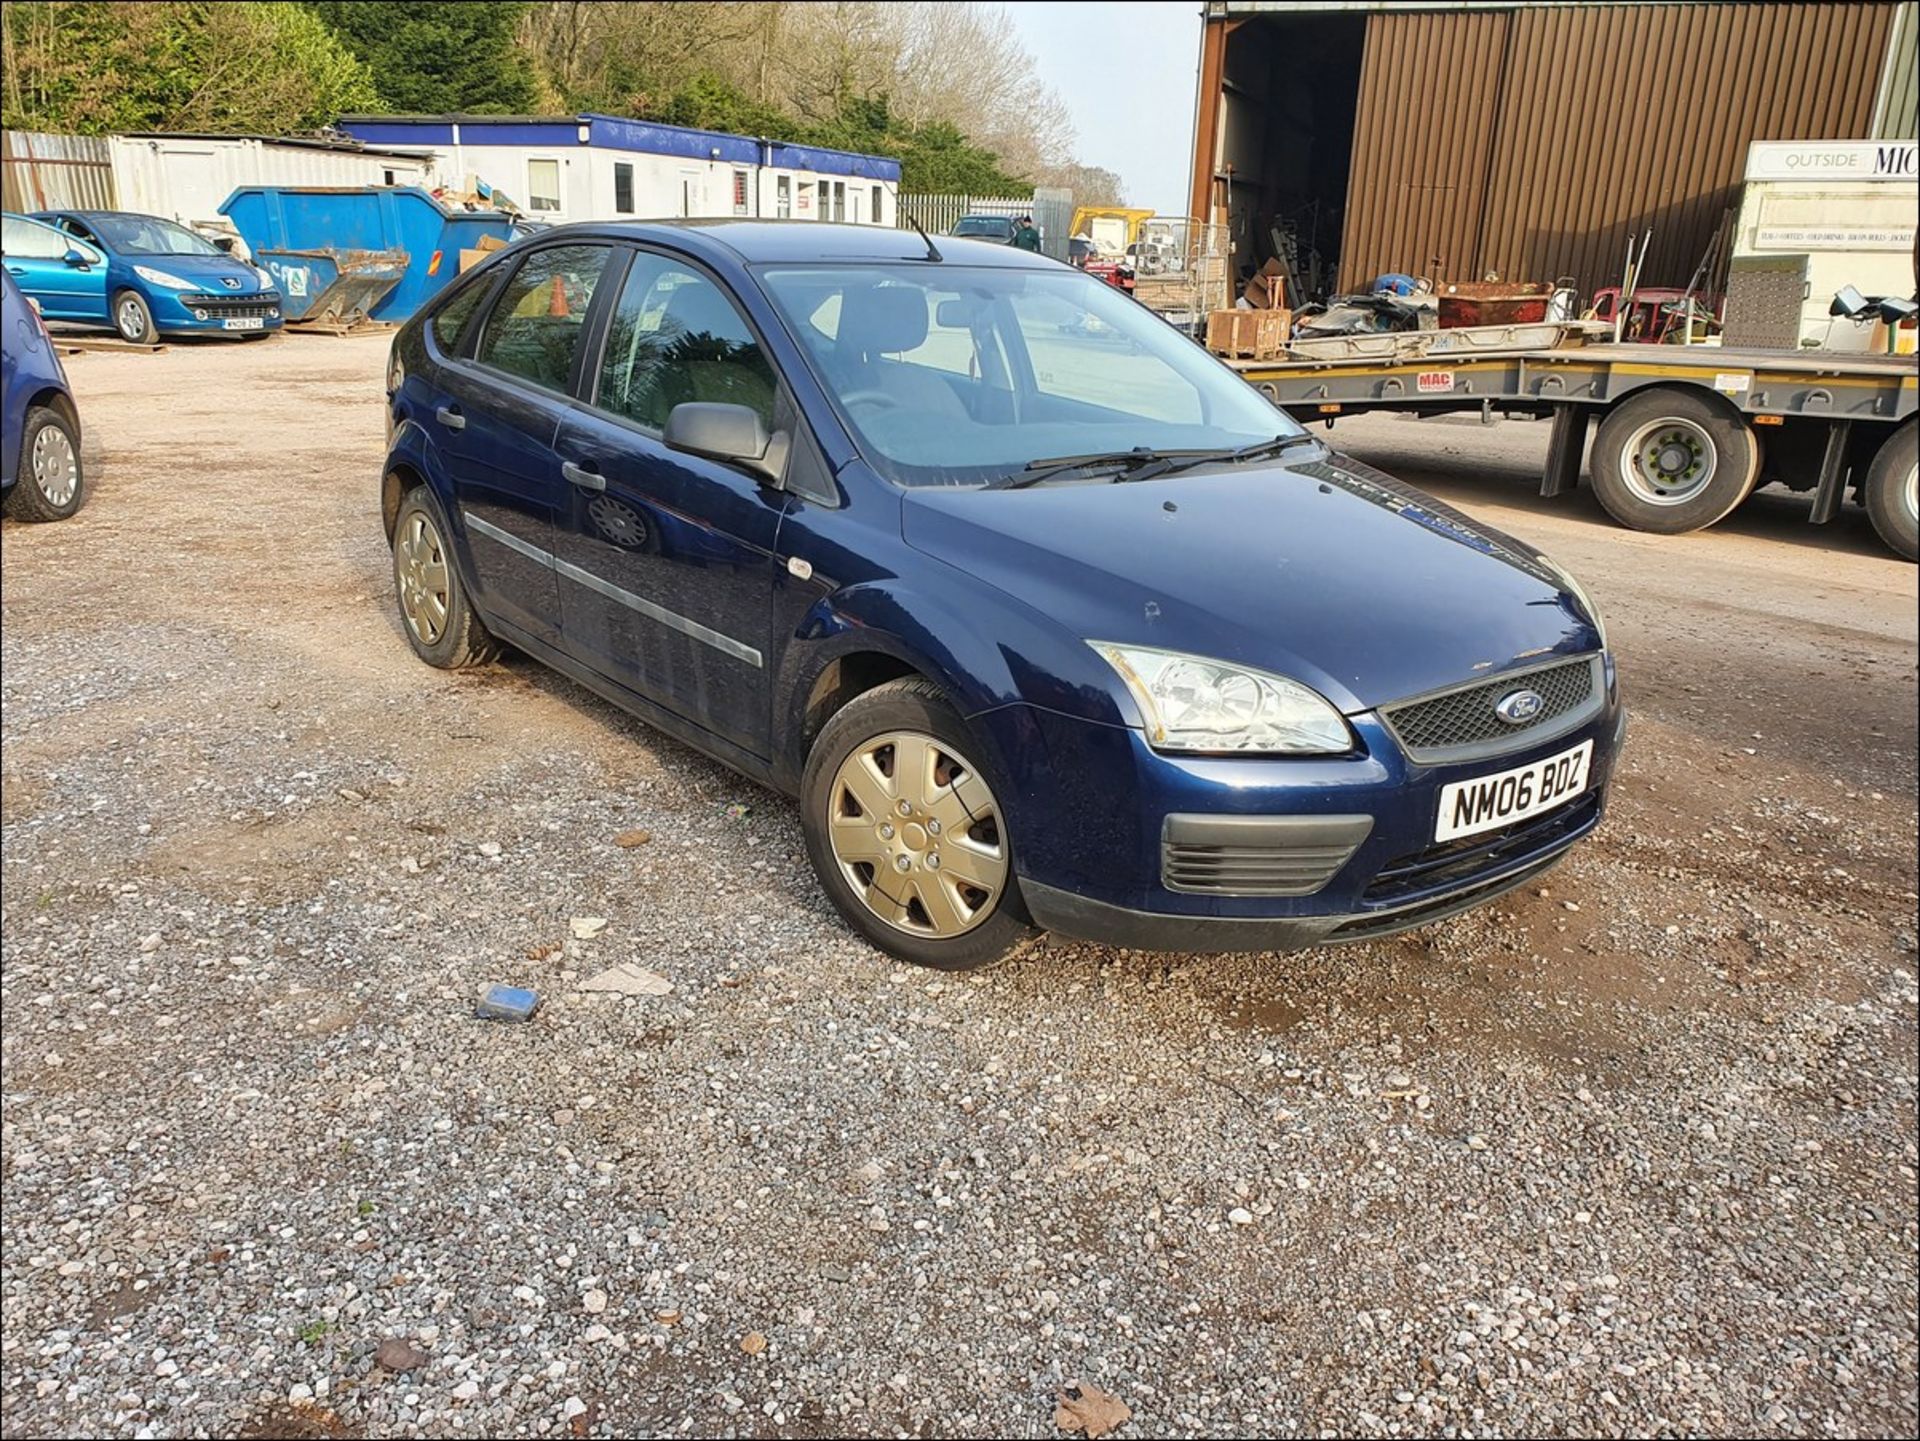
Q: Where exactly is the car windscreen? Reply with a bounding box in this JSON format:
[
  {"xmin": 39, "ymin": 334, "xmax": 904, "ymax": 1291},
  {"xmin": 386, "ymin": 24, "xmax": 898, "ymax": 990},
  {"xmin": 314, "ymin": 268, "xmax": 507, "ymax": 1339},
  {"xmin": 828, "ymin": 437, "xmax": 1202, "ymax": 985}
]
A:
[
  {"xmin": 757, "ymin": 263, "xmax": 1304, "ymax": 488},
  {"xmin": 87, "ymin": 215, "xmax": 222, "ymax": 257},
  {"xmin": 951, "ymin": 218, "xmax": 1011, "ymax": 238}
]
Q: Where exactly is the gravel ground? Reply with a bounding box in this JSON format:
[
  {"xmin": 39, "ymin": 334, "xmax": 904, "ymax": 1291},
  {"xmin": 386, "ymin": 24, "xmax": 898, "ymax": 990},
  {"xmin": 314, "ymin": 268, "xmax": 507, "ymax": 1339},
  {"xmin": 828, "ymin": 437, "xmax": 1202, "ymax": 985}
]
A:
[{"xmin": 3, "ymin": 336, "xmax": 1916, "ymax": 1440}]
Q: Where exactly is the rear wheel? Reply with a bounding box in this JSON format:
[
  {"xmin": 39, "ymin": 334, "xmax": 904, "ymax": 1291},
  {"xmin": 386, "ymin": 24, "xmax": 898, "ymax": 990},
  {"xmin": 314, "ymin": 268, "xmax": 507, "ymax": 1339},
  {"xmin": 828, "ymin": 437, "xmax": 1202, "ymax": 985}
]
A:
[
  {"xmin": 1862, "ymin": 422, "xmax": 1918, "ymax": 561},
  {"xmin": 390, "ymin": 485, "xmax": 499, "ymax": 668},
  {"xmin": 802, "ymin": 678, "xmax": 1035, "ymax": 970},
  {"xmin": 113, "ymin": 289, "xmax": 157, "ymax": 344},
  {"xmin": 1589, "ymin": 388, "xmax": 1758, "ymax": 534},
  {"xmin": 4, "ymin": 405, "xmax": 85, "ymax": 522}
]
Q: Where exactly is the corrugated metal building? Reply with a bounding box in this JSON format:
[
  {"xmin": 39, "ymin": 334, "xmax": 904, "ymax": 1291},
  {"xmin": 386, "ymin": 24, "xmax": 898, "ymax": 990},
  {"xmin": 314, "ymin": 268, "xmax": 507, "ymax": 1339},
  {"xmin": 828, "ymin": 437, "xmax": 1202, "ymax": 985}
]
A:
[
  {"xmin": 2, "ymin": 129, "xmax": 436, "ymax": 223},
  {"xmin": 1190, "ymin": 0, "xmax": 1919, "ymax": 299}
]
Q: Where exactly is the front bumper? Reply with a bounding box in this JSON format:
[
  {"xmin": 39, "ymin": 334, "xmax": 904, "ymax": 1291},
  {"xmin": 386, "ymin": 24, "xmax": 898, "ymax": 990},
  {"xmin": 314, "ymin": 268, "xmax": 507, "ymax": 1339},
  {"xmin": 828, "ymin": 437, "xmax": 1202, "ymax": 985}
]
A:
[
  {"xmin": 149, "ymin": 289, "xmax": 284, "ymax": 334},
  {"xmin": 976, "ymin": 663, "xmax": 1625, "ymax": 953}
]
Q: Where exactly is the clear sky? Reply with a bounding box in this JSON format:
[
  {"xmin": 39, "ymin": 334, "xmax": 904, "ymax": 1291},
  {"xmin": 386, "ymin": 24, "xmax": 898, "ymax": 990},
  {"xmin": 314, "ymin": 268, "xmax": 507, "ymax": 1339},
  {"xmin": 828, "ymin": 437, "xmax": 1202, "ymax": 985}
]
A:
[{"xmin": 1000, "ymin": 1, "xmax": 1202, "ymax": 215}]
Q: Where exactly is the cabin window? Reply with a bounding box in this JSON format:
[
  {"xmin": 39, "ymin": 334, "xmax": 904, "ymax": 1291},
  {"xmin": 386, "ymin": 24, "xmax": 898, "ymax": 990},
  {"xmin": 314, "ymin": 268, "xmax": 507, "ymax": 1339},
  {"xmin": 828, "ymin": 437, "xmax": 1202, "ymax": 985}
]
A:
[{"xmin": 527, "ymin": 158, "xmax": 562, "ymax": 213}]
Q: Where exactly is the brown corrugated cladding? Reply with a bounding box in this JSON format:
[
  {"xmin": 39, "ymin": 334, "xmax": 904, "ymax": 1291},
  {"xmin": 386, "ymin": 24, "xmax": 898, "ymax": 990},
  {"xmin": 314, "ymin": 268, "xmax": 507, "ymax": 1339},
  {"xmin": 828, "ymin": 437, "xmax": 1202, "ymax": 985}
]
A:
[
  {"xmin": 1342, "ymin": 7, "xmax": 1512, "ymax": 284},
  {"xmin": 1340, "ymin": 3, "xmax": 1899, "ymax": 298}
]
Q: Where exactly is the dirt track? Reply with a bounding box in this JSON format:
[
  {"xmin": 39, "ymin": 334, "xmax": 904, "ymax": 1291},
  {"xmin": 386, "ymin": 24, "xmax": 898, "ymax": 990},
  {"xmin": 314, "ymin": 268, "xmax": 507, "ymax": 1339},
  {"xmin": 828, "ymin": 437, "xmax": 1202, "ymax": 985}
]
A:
[{"xmin": 3, "ymin": 335, "xmax": 1915, "ymax": 1438}]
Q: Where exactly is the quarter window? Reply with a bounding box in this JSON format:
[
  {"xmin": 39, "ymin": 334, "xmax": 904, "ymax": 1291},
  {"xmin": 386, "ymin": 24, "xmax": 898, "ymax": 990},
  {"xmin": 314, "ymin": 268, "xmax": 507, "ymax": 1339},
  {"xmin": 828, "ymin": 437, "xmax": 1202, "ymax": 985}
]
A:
[
  {"xmin": 613, "ymin": 162, "xmax": 635, "ymax": 215},
  {"xmin": 429, "ymin": 280, "xmax": 488, "ymax": 353},
  {"xmin": 526, "ymin": 158, "xmax": 562, "ymax": 213},
  {"xmin": 474, "ymin": 244, "xmax": 611, "ymax": 392},
  {"xmin": 596, "ymin": 253, "xmax": 776, "ymax": 433}
]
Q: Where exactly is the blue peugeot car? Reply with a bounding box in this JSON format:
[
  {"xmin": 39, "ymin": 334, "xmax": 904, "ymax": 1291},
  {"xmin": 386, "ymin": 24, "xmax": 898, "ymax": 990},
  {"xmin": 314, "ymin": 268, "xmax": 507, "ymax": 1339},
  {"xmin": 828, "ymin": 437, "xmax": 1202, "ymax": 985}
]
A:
[
  {"xmin": 23, "ymin": 209, "xmax": 281, "ymax": 343},
  {"xmin": 380, "ymin": 222, "xmax": 1622, "ymax": 969},
  {"xmin": 2, "ymin": 268, "xmax": 86, "ymax": 521}
]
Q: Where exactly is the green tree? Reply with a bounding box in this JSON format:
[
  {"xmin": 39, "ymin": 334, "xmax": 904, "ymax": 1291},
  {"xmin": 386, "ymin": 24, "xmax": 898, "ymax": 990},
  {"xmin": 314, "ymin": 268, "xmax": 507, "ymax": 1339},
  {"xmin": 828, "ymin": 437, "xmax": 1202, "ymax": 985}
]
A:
[
  {"xmin": 303, "ymin": 1, "xmax": 538, "ymax": 114},
  {"xmin": 2, "ymin": 1, "xmax": 378, "ymax": 134}
]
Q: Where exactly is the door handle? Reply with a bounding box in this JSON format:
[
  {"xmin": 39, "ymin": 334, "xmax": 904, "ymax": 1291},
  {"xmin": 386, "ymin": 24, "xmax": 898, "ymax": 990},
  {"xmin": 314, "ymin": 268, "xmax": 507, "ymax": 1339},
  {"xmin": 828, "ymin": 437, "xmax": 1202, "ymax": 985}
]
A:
[
  {"xmin": 562, "ymin": 460, "xmax": 605, "ymax": 492},
  {"xmin": 4, "ymin": 266, "xmax": 23, "ymax": 277},
  {"xmin": 434, "ymin": 406, "xmax": 465, "ymax": 431}
]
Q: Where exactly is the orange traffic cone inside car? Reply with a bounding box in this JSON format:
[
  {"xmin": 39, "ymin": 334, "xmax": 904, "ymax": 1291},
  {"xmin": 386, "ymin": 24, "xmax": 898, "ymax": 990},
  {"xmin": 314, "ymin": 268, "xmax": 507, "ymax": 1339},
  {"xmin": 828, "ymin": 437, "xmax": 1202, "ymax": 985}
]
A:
[{"xmin": 549, "ymin": 275, "xmax": 569, "ymax": 317}]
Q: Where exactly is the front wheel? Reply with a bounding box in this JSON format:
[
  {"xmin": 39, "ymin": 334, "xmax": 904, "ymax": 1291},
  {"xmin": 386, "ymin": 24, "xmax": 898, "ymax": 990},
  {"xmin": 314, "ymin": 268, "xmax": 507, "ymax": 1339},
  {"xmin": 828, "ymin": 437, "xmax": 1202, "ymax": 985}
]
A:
[
  {"xmin": 4, "ymin": 405, "xmax": 85, "ymax": 522},
  {"xmin": 801, "ymin": 678, "xmax": 1036, "ymax": 970},
  {"xmin": 1589, "ymin": 388, "xmax": 1758, "ymax": 534},
  {"xmin": 113, "ymin": 290, "xmax": 157, "ymax": 345},
  {"xmin": 1862, "ymin": 422, "xmax": 1918, "ymax": 561}
]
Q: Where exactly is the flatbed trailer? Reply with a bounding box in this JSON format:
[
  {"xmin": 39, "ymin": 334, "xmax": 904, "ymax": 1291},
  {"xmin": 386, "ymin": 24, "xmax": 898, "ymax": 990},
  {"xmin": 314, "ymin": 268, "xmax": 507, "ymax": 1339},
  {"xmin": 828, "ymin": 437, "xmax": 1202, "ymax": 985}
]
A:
[{"xmin": 1230, "ymin": 344, "xmax": 1918, "ymax": 559}]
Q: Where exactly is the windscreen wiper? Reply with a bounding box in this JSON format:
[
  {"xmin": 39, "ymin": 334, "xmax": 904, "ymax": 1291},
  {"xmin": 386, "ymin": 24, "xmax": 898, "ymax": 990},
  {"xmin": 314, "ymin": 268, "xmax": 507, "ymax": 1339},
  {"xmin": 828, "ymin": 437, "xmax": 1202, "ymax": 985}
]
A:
[
  {"xmin": 1119, "ymin": 432, "xmax": 1323, "ymax": 482},
  {"xmin": 990, "ymin": 446, "xmax": 1213, "ymax": 490}
]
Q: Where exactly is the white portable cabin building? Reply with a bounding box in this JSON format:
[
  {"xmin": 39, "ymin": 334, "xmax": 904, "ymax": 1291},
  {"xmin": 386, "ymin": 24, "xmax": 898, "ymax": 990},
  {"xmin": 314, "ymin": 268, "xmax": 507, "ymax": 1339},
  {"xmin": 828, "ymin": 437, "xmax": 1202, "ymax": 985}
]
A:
[
  {"xmin": 107, "ymin": 132, "xmax": 437, "ymax": 232},
  {"xmin": 336, "ymin": 114, "xmax": 900, "ymax": 228}
]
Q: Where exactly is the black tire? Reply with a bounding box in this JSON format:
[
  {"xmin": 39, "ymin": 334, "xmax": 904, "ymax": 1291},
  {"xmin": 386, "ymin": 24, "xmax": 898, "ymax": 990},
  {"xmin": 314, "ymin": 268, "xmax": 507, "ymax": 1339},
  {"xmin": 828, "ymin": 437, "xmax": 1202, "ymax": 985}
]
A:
[
  {"xmin": 1862, "ymin": 422, "xmax": 1918, "ymax": 561},
  {"xmin": 801, "ymin": 677, "xmax": 1036, "ymax": 970},
  {"xmin": 1589, "ymin": 388, "xmax": 1759, "ymax": 534},
  {"xmin": 112, "ymin": 289, "xmax": 157, "ymax": 345},
  {"xmin": 4, "ymin": 405, "xmax": 85, "ymax": 522},
  {"xmin": 390, "ymin": 484, "xmax": 499, "ymax": 668}
]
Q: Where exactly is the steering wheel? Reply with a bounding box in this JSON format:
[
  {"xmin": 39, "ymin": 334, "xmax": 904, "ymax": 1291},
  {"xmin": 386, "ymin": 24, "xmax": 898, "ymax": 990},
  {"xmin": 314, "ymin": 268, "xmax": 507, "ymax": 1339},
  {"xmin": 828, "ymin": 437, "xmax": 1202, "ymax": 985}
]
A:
[{"xmin": 840, "ymin": 389, "xmax": 903, "ymax": 410}]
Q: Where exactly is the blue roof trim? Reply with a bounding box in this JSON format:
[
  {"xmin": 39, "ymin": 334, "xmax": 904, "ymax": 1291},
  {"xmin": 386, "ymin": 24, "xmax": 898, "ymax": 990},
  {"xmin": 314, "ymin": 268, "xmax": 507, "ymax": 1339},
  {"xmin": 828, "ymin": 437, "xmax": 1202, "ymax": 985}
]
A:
[
  {"xmin": 340, "ymin": 121, "xmax": 457, "ymax": 146},
  {"xmin": 586, "ymin": 114, "xmax": 759, "ymax": 165},
  {"xmin": 337, "ymin": 114, "xmax": 897, "ymax": 179},
  {"xmin": 769, "ymin": 142, "xmax": 900, "ymax": 182}
]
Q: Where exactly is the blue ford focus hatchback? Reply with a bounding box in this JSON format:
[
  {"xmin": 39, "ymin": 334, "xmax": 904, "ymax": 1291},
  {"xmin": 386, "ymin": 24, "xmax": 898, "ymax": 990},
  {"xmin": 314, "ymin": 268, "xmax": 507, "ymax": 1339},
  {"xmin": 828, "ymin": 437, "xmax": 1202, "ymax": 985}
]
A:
[{"xmin": 380, "ymin": 222, "xmax": 1622, "ymax": 968}]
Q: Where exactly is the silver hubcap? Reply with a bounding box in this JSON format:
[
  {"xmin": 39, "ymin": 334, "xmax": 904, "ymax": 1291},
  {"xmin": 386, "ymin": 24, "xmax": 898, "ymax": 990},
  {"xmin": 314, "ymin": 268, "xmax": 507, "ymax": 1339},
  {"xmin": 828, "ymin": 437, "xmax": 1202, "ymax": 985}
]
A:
[
  {"xmin": 1622, "ymin": 417, "xmax": 1716, "ymax": 506},
  {"xmin": 118, "ymin": 298, "xmax": 145, "ymax": 339},
  {"xmin": 1903, "ymin": 462, "xmax": 1918, "ymax": 523},
  {"xmin": 827, "ymin": 730, "xmax": 1007, "ymax": 939},
  {"xmin": 29, "ymin": 423, "xmax": 77, "ymax": 507},
  {"xmin": 395, "ymin": 511, "xmax": 450, "ymax": 645}
]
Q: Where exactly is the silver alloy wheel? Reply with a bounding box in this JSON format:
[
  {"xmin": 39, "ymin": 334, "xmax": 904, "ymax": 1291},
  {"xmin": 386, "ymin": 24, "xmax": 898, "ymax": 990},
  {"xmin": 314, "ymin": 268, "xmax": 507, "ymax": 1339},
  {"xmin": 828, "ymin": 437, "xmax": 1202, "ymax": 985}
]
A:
[
  {"xmin": 826, "ymin": 730, "xmax": 1008, "ymax": 939},
  {"xmin": 1620, "ymin": 415, "xmax": 1717, "ymax": 506},
  {"xmin": 116, "ymin": 295, "xmax": 147, "ymax": 341},
  {"xmin": 29, "ymin": 422, "xmax": 77, "ymax": 507},
  {"xmin": 1904, "ymin": 461, "xmax": 1918, "ymax": 523},
  {"xmin": 395, "ymin": 510, "xmax": 451, "ymax": 645}
]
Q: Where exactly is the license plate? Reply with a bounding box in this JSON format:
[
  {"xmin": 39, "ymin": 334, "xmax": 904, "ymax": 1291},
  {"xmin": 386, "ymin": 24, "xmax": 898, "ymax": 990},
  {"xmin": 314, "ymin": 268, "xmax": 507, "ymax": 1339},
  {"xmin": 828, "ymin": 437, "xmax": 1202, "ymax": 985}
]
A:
[
  {"xmin": 1435, "ymin": 740, "xmax": 1593, "ymax": 842},
  {"xmin": 222, "ymin": 317, "xmax": 264, "ymax": 331}
]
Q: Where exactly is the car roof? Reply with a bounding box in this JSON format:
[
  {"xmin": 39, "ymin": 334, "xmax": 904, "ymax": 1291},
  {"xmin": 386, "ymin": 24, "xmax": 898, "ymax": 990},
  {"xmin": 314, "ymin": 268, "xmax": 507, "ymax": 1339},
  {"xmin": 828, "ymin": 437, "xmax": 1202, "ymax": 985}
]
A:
[{"xmin": 536, "ymin": 219, "xmax": 1059, "ymax": 269}]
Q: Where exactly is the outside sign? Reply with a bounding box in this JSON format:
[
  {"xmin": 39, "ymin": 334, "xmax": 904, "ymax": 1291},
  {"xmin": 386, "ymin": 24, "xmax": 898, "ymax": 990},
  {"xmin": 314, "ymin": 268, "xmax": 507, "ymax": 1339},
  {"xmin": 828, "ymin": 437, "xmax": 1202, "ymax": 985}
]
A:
[{"xmin": 1744, "ymin": 140, "xmax": 1919, "ymax": 182}]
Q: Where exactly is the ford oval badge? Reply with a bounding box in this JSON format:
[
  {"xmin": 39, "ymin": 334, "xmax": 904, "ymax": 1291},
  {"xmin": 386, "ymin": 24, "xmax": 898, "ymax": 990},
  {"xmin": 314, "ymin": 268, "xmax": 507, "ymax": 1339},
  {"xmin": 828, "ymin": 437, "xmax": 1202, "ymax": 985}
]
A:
[{"xmin": 1494, "ymin": 689, "xmax": 1544, "ymax": 725}]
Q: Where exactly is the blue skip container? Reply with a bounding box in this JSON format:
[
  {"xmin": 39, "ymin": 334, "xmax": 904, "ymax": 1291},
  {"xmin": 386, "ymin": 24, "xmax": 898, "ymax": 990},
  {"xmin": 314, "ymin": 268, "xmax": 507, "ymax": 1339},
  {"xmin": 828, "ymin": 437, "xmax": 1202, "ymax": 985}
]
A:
[{"xmin": 220, "ymin": 185, "xmax": 521, "ymax": 325}]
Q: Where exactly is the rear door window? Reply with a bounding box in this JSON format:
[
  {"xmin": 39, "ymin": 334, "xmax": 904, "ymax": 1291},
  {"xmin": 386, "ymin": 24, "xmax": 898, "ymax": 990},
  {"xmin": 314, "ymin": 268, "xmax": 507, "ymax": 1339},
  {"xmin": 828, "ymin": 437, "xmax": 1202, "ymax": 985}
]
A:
[
  {"xmin": 594, "ymin": 252, "xmax": 776, "ymax": 432},
  {"xmin": 473, "ymin": 244, "xmax": 612, "ymax": 393}
]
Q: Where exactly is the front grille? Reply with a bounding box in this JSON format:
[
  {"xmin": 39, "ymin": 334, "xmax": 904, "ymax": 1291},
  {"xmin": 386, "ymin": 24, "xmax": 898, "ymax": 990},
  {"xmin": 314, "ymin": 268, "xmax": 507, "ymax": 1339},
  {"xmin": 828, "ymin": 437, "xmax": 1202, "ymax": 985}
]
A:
[
  {"xmin": 1363, "ymin": 791, "xmax": 1599, "ymax": 905},
  {"xmin": 1163, "ymin": 840, "xmax": 1359, "ymax": 896},
  {"xmin": 1382, "ymin": 656, "xmax": 1598, "ymax": 760},
  {"xmin": 185, "ymin": 294, "xmax": 281, "ymax": 318},
  {"xmin": 1326, "ymin": 851, "xmax": 1565, "ymax": 940}
]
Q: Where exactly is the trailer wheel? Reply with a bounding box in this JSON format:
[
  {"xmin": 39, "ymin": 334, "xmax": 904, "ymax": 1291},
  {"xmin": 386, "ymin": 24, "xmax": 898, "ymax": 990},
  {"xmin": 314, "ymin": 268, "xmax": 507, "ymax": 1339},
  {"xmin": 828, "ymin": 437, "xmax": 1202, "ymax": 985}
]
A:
[
  {"xmin": 1863, "ymin": 421, "xmax": 1918, "ymax": 561},
  {"xmin": 1589, "ymin": 388, "xmax": 1759, "ymax": 535}
]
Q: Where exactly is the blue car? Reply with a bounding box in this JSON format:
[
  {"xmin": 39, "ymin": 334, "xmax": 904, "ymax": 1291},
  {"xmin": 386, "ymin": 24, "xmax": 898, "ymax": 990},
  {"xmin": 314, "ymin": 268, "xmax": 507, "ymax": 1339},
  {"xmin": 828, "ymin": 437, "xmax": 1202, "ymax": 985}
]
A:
[
  {"xmin": 20, "ymin": 209, "xmax": 281, "ymax": 343},
  {"xmin": 2, "ymin": 268, "xmax": 86, "ymax": 521},
  {"xmin": 380, "ymin": 222, "xmax": 1623, "ymax": 969}
]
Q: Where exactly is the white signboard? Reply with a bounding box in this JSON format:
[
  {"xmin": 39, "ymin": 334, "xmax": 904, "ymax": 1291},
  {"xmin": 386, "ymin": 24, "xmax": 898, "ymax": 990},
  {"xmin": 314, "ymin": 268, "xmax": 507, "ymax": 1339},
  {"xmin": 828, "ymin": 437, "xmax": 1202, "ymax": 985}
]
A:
[{"xmin": 1744, "ymin": 140, "xmax": 1918, "ymax": 183}]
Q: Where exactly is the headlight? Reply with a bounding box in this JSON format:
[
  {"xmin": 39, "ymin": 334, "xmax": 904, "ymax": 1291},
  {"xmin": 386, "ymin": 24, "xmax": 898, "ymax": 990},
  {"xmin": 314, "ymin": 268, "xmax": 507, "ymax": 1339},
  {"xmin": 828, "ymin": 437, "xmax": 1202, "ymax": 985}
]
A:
[
  {"xmin": 1091, "ymin": 643, "xmax": 1352, "ymax": 754},
  {"xmin": 1540, "ymin": 556, "xmax": 1608, "ymax": 648},
  {"xmin": 133, "ymin": 265, "xmax": 197, "ymax": 291}
]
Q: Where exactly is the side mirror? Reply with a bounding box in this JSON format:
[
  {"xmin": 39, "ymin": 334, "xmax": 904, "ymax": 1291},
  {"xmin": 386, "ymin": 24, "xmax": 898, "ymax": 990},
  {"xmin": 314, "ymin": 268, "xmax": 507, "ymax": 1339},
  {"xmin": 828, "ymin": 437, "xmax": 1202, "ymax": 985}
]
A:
[
  {"xmin": 664, "ymin": 402, "xmax": 789, "ymax": 485},
  {"xmin": 62, "ymin": 248, "xmax": 92, "ymax": 269}
]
